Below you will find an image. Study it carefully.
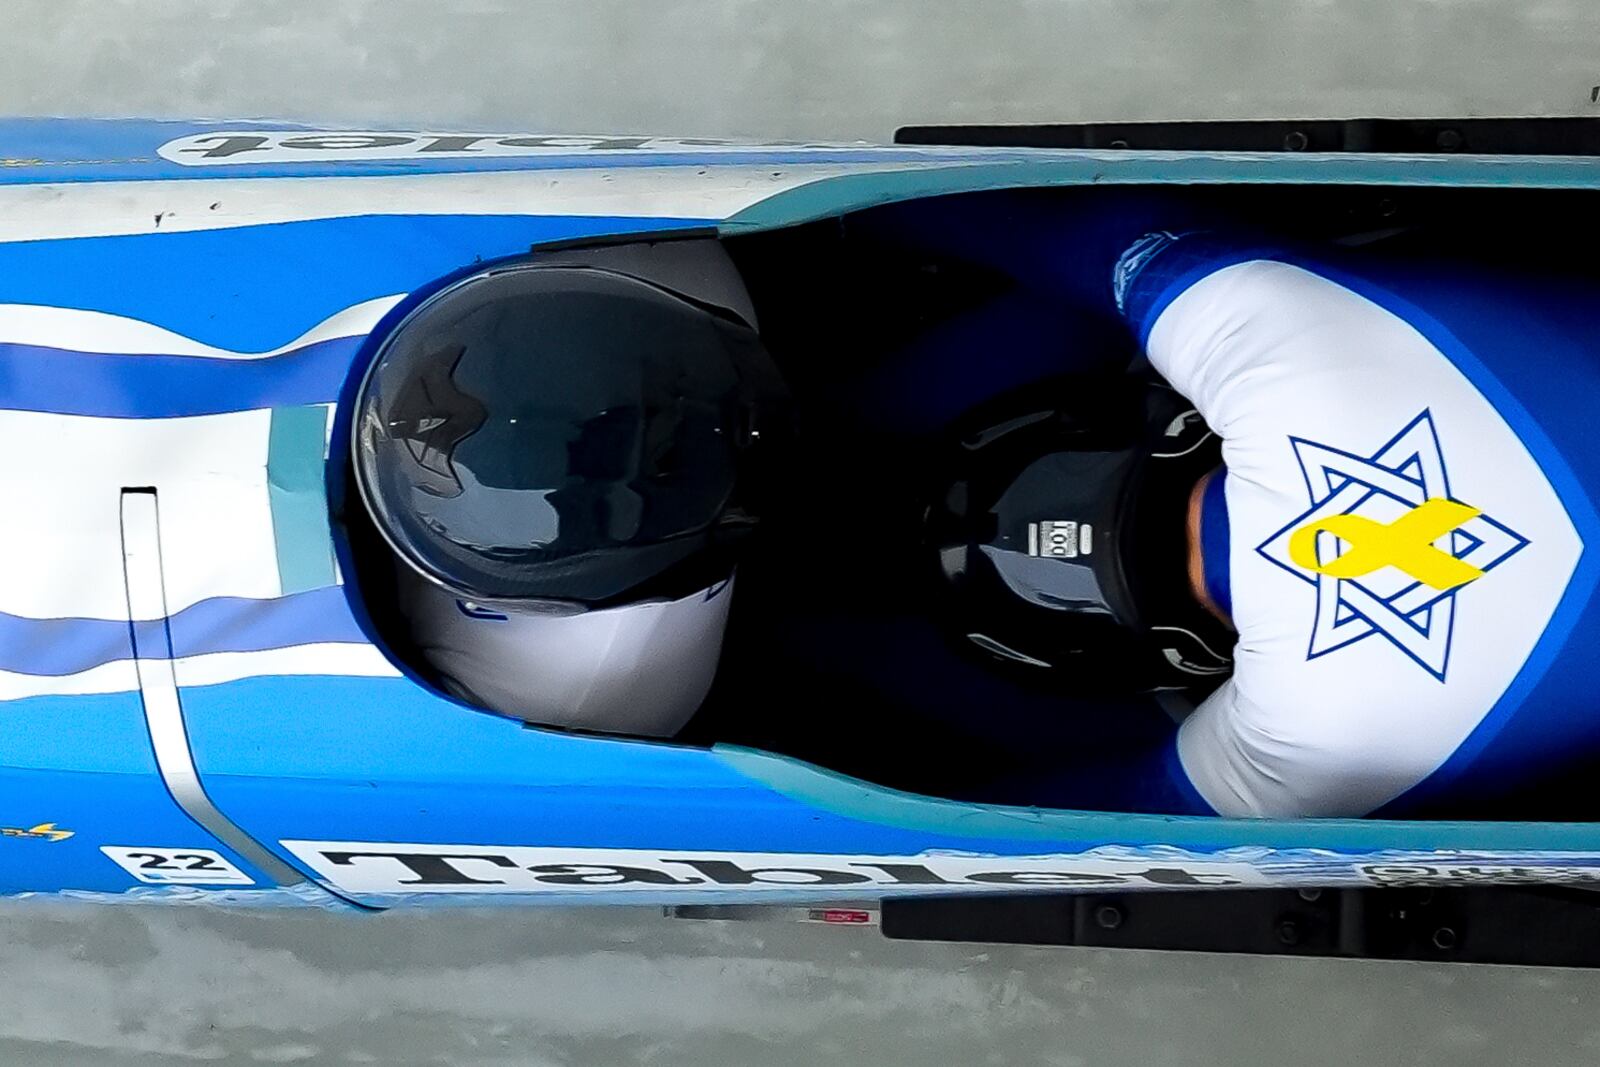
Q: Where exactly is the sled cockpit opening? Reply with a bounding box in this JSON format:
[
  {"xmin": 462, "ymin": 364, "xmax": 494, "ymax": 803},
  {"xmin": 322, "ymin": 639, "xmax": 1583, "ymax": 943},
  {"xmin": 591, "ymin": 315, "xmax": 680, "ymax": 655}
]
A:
[{"xmin": 702, "ymin": 181, "xmax": 1600, "ymax": 822}]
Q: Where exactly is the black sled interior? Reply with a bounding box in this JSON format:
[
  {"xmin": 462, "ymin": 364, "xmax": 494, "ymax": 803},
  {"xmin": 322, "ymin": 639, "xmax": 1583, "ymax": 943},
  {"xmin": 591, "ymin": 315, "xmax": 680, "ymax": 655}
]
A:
[{"xmin": 691, "ymin": 182, "xmax": 1600, "ymax": 821}]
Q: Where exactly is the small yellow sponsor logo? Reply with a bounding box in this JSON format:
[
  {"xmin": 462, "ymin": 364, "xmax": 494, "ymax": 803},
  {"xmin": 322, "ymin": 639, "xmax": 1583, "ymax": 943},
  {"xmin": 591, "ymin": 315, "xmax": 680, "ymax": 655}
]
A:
[
  {"xmin": 1, "ymin": 822, "xmax": 74, "ymax": 842},
  {"xmin": 1289, "ymin": 498, "xmax": 1486, "ymax": 591},
  {"xmin": 1, "ymin": 158, "xmax": 145, "ymax": 168}
]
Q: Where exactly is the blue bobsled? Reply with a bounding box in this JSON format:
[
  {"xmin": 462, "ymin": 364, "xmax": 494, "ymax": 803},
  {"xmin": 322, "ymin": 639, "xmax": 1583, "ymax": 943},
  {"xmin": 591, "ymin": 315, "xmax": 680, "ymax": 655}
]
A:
[{"xmin": 5, "ymin": 118, "xmax": 1600, "ymax": 911}]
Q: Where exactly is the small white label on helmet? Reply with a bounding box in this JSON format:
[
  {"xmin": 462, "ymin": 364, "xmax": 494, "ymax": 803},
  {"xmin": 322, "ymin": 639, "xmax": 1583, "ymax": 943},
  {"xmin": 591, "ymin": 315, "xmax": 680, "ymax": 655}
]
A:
[{"xmin": 1029, "ymin": 521, "xmax": 1080, "ymax": 559}]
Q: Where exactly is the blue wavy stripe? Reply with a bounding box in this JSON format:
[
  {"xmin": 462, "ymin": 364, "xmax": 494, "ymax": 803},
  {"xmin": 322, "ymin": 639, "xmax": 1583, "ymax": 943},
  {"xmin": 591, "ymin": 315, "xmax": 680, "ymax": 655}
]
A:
[
  {"xmin": 0, "ymin": 614, "xmax": 128, "ymax": 678},
  {"xmin": 0, "ymin": 586, "xmax": 366, "ymax": 677},
  {"xmin": 0, "ymin": 336, "xmax": 365, "ymax": 419}
]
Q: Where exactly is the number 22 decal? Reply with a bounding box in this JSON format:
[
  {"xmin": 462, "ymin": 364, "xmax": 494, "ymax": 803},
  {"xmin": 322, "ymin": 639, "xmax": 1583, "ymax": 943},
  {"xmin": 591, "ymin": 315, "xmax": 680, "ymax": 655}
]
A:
[
  {"xmin": 127, "ymin": 851, "xmax": 226, "ymax": 871},
  {"xmin": 101, "ymin": 846, "xmax": 255, "ymax": 885}
]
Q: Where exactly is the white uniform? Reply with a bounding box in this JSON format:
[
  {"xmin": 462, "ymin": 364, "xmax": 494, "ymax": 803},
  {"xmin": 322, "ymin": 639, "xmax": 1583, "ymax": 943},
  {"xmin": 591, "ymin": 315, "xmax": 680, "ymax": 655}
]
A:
[{"xmin": 1119, "ymin": 233, "xmax": 1587, "ymax": 818}]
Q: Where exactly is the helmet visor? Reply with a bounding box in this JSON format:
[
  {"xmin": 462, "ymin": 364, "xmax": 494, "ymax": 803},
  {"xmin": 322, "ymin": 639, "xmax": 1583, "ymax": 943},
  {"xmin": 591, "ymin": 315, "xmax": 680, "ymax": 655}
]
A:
[{"xmin": 355, "ymin": 263, "xmax": 782, "ymax": 605}]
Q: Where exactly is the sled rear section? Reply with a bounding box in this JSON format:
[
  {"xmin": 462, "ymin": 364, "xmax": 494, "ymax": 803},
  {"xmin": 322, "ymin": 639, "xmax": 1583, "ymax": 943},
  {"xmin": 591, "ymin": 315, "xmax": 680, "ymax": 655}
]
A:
[{"xmin": 5, "ymin": 119, "xmax": 1600, "ymax": 922}]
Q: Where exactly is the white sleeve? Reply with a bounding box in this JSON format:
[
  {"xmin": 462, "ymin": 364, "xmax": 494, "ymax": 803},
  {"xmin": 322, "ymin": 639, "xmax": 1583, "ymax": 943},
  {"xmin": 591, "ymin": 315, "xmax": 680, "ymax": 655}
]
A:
[{"xmin": 1139, "ymin": 257, "xmax": 1580, "ymax": 818}]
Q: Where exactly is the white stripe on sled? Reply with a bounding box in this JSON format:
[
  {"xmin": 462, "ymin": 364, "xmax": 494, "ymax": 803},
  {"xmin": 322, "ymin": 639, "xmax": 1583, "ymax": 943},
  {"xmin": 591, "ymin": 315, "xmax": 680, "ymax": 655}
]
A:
[
  {"xmin": 0, "ymin": 296, "xmax": 402, "ymax": 358},
  {"xmin": 0, "ymin": 658, "xmax": 142, "ymax": 701},
  {"xmin": 0, "ymin": 642, "xmax": 399, "ymax": 702},
  {"xmin": 171, "ymin": 642, "xmax": 401, "ymax": 689}
]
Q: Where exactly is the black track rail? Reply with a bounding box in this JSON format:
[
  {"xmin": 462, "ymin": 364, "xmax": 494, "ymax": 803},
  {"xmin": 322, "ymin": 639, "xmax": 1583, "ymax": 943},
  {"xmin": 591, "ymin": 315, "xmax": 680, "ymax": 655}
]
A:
[
  {"xmin": 882, "ymin": 886, "xmax": 1600, "ymax": 967},
  {"xmin": 895, "ymin": 118, "xmax": 1600, "ymax": 157}
]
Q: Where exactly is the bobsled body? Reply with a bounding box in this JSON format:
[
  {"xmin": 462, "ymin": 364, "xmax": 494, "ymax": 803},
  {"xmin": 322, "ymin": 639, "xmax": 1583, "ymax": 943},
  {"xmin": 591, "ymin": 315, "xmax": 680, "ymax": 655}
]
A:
[{"xmin": 4, "ymin": 119, "xmax": 1600, "ymax": 910}]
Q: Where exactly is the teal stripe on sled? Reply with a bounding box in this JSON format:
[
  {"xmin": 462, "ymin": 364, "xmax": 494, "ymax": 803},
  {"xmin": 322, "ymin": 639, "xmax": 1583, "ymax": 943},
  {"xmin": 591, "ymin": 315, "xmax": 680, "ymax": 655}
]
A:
[{"xmin": 267, "ymin": 405, "xmax": 337, "ymax": 595}]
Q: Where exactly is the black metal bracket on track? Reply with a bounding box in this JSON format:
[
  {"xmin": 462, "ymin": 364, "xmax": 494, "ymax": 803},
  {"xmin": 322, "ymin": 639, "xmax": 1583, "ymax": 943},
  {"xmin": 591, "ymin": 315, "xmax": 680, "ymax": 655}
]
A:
[
  {"xmin": 895, "ymin": 118, "xmax": 1600, "ymax": 157},
  {"xmin": 881, "ymin": 886, "xmax": 1600, "ymax": 968}
]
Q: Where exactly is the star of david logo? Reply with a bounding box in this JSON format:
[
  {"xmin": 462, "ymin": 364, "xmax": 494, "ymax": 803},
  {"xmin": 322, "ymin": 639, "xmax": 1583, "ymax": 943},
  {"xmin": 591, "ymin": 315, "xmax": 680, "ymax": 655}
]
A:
[{"xmin": 1256, "ymin": 410, "xmax": 1528, "ymax": 681}]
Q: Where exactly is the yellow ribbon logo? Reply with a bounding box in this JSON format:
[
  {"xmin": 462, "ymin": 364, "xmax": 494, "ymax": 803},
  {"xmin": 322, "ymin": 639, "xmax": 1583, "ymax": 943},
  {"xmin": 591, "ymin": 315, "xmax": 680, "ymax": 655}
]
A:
[
  {"xmin": 0, "ymin": 822, "xmax": 73, "ymax": 842},
  {"xmin": 1288, "ymin": 498, "xmax": 1486, "ymax": 591}
]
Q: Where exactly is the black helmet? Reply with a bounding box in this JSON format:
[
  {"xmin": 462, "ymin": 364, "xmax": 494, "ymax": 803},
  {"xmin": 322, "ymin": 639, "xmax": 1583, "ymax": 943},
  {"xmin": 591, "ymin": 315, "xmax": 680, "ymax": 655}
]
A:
[
  {"xmin": 923, "ymin": 376, "xmax": 1234, "ymax": 691},
  {"xmin": 353, "ymin": 254, "xmax": 791, "ymax": 612}
]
